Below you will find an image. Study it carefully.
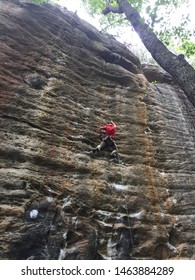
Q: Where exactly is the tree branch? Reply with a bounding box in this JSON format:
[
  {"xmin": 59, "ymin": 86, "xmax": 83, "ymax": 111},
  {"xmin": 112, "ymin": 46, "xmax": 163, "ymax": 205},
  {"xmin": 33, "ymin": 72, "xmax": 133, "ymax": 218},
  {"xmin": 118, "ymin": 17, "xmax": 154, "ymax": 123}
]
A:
[{"xmin": 102, "ymin": 5, "xmax": 123, "ymax": 15}]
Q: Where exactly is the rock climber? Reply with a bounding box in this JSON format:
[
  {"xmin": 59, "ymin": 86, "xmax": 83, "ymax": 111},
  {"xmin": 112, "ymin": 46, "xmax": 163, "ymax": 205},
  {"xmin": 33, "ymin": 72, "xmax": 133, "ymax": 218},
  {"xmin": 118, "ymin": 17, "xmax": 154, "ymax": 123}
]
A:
[{"xmin": 90, "ymin": 120, "xmax": 119, "ymax": 162}]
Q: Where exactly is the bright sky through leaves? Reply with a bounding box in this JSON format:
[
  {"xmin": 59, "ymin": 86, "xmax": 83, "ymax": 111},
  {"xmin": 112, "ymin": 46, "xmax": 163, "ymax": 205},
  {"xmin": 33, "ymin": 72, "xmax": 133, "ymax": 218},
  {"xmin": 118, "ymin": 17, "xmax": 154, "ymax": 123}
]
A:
[
  {"xmin": 58, "ymin": 0, "xmax": 101, "ymax": 28},
  {"xmin": 58, "ymin": 0, "xmax": 195, "ymax": 27}
]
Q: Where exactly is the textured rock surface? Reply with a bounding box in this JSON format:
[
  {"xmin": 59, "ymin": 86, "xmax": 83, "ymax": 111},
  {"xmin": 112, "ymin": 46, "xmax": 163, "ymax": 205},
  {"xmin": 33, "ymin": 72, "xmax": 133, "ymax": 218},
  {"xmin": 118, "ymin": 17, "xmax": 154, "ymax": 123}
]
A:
[{"xmin": 0, "ymin": 1, "xmax": 195, "ymax": 260}]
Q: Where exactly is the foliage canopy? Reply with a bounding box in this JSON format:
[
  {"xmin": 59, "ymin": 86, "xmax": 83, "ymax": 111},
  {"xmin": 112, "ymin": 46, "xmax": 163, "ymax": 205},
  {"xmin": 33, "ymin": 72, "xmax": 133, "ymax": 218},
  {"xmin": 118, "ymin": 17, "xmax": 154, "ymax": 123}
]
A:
[{"xmin": 80, "ymin": 0, "xmax": 195, "ymax": 59}]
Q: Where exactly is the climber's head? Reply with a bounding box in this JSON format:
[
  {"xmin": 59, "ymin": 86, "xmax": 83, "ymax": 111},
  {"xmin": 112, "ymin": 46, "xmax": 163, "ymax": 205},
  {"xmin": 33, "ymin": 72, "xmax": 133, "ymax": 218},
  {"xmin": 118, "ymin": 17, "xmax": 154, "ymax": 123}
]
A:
[{"xmin": 108, "ymin": 120, "xmax": 115, "ymax": 126}]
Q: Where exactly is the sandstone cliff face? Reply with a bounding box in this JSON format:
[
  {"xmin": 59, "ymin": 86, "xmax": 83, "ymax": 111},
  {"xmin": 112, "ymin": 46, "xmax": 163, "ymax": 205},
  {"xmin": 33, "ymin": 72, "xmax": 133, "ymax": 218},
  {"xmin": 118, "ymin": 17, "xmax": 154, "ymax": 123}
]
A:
[{"xmin": 0, "ymin": 1, "xmax": 195, "ymax": 260}]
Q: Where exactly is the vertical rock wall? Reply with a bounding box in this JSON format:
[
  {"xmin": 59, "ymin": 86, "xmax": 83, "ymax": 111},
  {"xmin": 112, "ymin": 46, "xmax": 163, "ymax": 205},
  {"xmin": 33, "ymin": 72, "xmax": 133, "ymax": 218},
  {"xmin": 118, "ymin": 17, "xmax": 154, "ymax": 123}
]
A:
[{"xmin": 0, "ymin": 1, "xmax": 195, "ymax": 259}]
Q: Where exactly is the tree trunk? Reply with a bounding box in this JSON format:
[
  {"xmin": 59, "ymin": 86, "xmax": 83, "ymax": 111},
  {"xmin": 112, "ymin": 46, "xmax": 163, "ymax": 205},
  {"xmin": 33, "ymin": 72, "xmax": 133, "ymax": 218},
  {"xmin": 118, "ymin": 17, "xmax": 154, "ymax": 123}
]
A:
[{"xmin": 103, "ymin": 0, "xmax": 195, "ymax": 107}]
